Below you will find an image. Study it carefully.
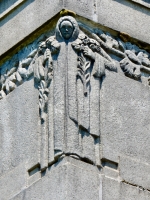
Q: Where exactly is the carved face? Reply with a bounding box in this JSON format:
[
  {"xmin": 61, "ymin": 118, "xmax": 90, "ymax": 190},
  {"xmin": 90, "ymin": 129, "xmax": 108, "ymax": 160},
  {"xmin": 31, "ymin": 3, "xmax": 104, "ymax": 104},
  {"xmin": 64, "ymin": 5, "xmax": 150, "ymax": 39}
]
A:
[{"xmin": 59, "ymin": 20, "xmax": 74, "ymax": 40}]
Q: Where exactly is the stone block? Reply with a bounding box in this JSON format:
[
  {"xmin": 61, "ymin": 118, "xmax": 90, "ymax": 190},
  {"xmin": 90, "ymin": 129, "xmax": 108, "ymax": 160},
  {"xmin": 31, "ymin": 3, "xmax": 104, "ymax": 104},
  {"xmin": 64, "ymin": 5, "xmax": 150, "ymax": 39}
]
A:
[
  {"xmin": 97, "ymin": 0, "xmax": 150, "ymax": 44},
  {"xmin": 120, "ymin": 156, "xmax": 150, "ymax": 190},
  {"xmin": 0, "ymin": 0, "xmax": 63, "ymax": 56},
  {"xmin": 103, "ymin": 177, "xmax": 150, "ymax": 200},
  {"xmin": 0, "ymin": 79, "xmax": 39, "ymax": 177},
  {"xmin": 0, "ymin": 162, "xmax": 27, "ymax": 200},
  {"xmin": 10, "ymin": 157, "xmax": 102, "ymax": 200},
  {"xmin": 10, "ymin": 157, "xmax": 150, "ymax": 200},
  {"xmin": 63, "ymin": 0, "xmax": 96, "ymax": 21},
  {"xmin": 100, "ymin": 70, "xmax": 150, "ymax": 165}
]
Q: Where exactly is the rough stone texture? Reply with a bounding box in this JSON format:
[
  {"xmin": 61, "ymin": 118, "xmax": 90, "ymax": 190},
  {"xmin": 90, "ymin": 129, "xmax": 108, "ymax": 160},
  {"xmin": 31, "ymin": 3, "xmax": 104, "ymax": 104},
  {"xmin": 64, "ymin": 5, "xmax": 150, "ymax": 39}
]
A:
[
  {"xmin": 10, "ymin": 157, "xmax": 101, "ymax": 200},
  {"xmin": 120, "ymin": 156, "xmax": 150, "ymax": 190},
  {"xmin": 103, "ymin": 176, "xmax": 150, "ymax": 200},
  {"xmin": 0, "ymin": 1, "xmax": 150, "ymax": 199},
  {"xmin": 0, "ymin": 162, "xmax": 27, "ymax": 200},
  {"xmin": 9, "ymin": 157, "xmax": 150, "ymax": 200},
  {"xmin": 97, "ymin": 0, "xmax": 150, "ymax": 44},
  {"xmin": 0, "ymin": 79, "xmax": 40, "ymax": 188},
  {"xmin": 1, "ymin": 0, "xmax": 150, "ymax": 56},
  {"xmin": 101, "ymin": 69, "xmax": 150, "ymax": 165},
  {"xmin": 0, "ymin": 0, "xmax": 63, "ymax": 56}
]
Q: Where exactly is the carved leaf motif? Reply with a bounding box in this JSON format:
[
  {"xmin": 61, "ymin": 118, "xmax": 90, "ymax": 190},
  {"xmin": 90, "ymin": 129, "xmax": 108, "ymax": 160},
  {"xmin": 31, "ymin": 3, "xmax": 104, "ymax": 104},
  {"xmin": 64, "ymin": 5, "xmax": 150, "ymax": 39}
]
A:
[
  {"xmin": 78, "ymin": 34, "xmax": 86, "ymax": 40},
  {"xmin": 77, "ymin": 54, "xmax": 91, "ymax": 95},
  {"xmin": 125, "ymin": 50, "xmax": 141, "ymax": 64},
  {"xmin": 118, "ymin": 39, "xmax": 126, "ymax": 52},
  {"xmin": 51, "ymin": 41, "xmax": 60, "ymax": 50},
  {"xmin": 39, "ymin": 98, "xmax": 42, "ymax": 108},
  {"xmin": 0, "ymin": 90, "xmax": 6, "ymax": 100},
  {"xmin": 18, "ymin": 68, "xmax": 27, "ymax": 79},
  {"xmin": 40, "ymin": 80, "xmax": 45, "ymax": 89},
  {"xmin": 120, "ymin": 58, "xmax": 141, "ymax": 80},
  {"xmin": 137, "ymin": 52, "xmax": 150, "ymax": 67},
  {"xmin": 15, "ymin": 72, "xmax": 22, "ymax": 84},
  {"xmin": 46, "ymin": 36, "xmax": 55, "ymax": 45},
  {"xmin": 9, "ymin": 81, "xmax": 16, "ymax": 91},
  {"xmin": 9, "ymin": 74, "xmax": 16, "ymax": 82}
]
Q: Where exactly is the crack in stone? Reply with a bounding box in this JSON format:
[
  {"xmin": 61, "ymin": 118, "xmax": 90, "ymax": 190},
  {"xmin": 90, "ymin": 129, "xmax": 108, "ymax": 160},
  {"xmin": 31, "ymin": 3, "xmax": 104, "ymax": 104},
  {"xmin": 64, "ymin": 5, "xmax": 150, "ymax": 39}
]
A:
[{"xmin": 122, "ymin": 180, "xmax": 150, "ymax": 193}]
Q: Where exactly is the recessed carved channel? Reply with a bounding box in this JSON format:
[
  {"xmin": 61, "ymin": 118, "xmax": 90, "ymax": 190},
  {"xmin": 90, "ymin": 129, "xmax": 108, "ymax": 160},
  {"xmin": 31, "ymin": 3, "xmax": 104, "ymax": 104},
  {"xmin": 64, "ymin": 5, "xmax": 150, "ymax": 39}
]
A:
[
  {"xmin": 101, "ymin": 159, "xmax": 118, "ymax": 170},
  {"xmin": 28, "ymin": 164, "xmax": 40, "ymax": 176}
]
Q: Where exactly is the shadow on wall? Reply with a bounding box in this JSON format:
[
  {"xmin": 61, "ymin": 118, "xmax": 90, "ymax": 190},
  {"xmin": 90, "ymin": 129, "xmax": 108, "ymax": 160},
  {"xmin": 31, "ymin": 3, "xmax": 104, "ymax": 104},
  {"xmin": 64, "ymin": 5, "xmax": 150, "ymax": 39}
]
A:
[
  {"xmin": 142, "ymin": 0, "xmax": 150, "ymax": 3},
  {"xmin": 0, "ymin": 0, "xmax": 19, "ymax": 14},
  {"xmin": 0, "ymin": 0, "xmax": 35, "ymax": 27}
]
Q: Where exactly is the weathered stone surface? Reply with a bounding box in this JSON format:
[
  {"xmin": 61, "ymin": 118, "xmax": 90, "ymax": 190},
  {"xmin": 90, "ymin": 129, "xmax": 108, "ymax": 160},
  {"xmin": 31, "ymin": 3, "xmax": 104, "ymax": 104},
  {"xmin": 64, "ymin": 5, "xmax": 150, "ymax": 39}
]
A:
[
  {"xmin": 120, "ymin": 156, "xmax": 150, "ymax": 190},
  {"xmin": 0, "ymin": 1, "xmax": 150, "ymax": 199},
  {"xmin": 9, "ymin": 158, "xmax": 150, "ymax": 200},
  {"xmin": 10, "ymin": 157, "xmax": 101, "ymax": 200},
  {"xmin": 0, "ymin": 162, "xmax": 26, "ymax": 200},
  {"xmin": 63, "ymin": 0, "xmax": 96, "ymax": 21},
  {"xmin": 0, "ymin": 0, "xmax": 63, "ymax": 56},
  {"xmin": 97, "ymin": 0, "xmax": 150, "ymax": 44},
  {"xmin": 0, "ymin": 79, "xmax": 39, "ymax": 177},
  {"xmin": 101, "ymin": 70, "xmax": 150, "ymax": 164},
  {"xmin": 103, "ymin": 176, "xmax": 150, "ymax": 200},
  {"xmin": 1, "ymin": 0, "xmax": 150, "ymax": 57}
]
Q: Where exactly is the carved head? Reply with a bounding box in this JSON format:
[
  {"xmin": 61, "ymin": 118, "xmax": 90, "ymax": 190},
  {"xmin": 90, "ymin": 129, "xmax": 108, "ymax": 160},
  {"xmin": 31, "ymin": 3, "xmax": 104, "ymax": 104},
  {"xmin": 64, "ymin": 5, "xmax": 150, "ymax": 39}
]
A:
[
  {"xmin": 59, "ymin": 20, "xmax": 74, "ymax": 40},
  {"xmin": 55, "ymin": 16, "xmax": 79, "ymax": 42}
]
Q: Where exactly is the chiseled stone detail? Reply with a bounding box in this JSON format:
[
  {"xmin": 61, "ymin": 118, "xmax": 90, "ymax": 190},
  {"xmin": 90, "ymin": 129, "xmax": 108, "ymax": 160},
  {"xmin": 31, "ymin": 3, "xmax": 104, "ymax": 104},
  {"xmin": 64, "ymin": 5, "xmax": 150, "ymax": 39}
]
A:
[
  {"xmin": 34, "ymin": 16, "xmax": 117, "ymax": 170},
  {"xmin": 93, "ymin": 30, "xmax": 150, "ymax": 81},
  {"xmin": 0, "ymin": 14, "xmax": 150, "ymax": 171},
  {"xmin": 1, "ymin": 17, "xmax": 150, "ymax": 101}
]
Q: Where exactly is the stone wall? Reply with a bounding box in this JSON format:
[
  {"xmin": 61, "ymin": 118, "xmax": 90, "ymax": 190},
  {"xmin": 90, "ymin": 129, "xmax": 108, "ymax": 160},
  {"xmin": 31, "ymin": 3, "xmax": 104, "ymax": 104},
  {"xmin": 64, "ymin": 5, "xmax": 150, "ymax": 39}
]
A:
[{"xmin": 0, "ymin": 0, "xmax": 150, "ymax": 199}]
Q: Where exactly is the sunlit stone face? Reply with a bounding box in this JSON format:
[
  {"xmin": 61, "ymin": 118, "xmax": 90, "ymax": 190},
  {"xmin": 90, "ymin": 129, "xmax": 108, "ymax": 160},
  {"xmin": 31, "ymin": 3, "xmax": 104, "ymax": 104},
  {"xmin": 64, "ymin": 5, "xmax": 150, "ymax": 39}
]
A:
[{"xmin": 60, "ymin": 20, "xmax": 74, "ymax": 40}]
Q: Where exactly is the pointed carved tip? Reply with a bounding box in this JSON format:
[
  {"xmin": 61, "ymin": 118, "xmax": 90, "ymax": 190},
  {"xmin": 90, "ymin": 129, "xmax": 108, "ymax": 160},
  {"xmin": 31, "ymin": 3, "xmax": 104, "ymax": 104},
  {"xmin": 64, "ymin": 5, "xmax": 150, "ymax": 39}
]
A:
[{"xmin": 60, "ymin": 9, "xmax": 76, "ymax": 18}]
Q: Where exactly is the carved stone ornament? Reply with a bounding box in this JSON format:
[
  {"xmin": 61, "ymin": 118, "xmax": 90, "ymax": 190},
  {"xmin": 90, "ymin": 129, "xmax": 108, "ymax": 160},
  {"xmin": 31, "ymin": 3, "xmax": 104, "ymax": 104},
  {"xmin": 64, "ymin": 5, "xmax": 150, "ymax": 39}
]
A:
[
  {"xmin": 0, "ymin": 15, "xmax": 150, "ymax": 170},
  {"xmin": 37, "ymin": 16, "xmax": 117, "ymax": 170}
]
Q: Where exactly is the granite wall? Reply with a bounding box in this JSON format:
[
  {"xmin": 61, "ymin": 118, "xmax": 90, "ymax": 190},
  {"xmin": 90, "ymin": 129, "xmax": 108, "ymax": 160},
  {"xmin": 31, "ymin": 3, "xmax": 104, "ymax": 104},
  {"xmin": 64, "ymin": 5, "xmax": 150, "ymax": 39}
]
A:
[{"xmin": 0, "ymin": 0, "xmax": 150, "ymax": 199}]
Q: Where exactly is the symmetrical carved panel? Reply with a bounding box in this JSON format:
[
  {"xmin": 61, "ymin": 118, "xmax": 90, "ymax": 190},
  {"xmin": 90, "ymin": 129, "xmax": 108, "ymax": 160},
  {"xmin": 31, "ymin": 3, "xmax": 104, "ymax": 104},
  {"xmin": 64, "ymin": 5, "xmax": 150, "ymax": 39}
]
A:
[{"xmin": 0, "ymin": 14, "xmax": 150, "ymax": 170}]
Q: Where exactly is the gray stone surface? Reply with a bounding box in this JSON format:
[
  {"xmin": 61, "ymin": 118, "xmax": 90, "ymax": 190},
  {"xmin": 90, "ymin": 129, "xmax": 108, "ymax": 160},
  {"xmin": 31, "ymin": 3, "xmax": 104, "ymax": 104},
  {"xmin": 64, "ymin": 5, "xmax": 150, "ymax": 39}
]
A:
[
  {"xmin": 0, "ymin": 0, "xmax": 63, "ymax": 56},
  {"xmin": 0, "ymin": 1, "xmax": 150, "ymax": 199},
  {"xmin": 103, "ymin": 176, "xmax": 150, "ymax": 200},
  {"xmin": 10, "ymin": 157, "xmax": 101, "ymax": 200},
  {"xmin": 9, "ymin": 157, "xmax": 150, "ymax": 200},
  {"xmin": 0, "ymin": 162, "xmax": 27, "ymax": 200},
  {"xmin": 120, "ymin": 156, "xmax": 150, "ymax": 190},
  {"xmin": 0, "ymin": 79, "xmax": 40, "ymax": 178},
  {"xmin": 0, "ymin": 15, "xmax": 120, "ymax": 171},
  {"xmin": 1, "ymin": 0, "xmax": 150, "ymax": 57},
  {"xmin": 101, "ymin": 69, "xmax": 150, "ymax": 165},
  {"xmin": 97, "ymin": 0, "xmax": 150, "ymax": 44}
]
